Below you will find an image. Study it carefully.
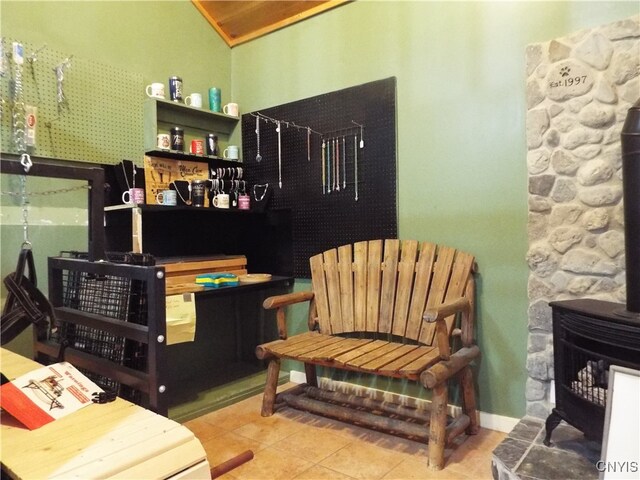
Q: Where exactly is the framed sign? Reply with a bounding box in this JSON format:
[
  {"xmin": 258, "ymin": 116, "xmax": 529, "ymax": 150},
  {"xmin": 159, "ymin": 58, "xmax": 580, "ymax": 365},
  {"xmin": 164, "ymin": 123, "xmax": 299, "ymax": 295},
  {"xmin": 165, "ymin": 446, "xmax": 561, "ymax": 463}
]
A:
[{"xmin": 143, "ymin": 155, "xmax": 209, "ymax": 206}]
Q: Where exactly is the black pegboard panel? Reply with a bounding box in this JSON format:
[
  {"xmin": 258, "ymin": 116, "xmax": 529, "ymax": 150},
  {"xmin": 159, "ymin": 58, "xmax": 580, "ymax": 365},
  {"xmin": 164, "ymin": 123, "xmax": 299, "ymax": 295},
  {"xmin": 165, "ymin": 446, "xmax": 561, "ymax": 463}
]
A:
[{"xmin": 241, "ymin": 77, "xmax": 397, "ymax": 278}]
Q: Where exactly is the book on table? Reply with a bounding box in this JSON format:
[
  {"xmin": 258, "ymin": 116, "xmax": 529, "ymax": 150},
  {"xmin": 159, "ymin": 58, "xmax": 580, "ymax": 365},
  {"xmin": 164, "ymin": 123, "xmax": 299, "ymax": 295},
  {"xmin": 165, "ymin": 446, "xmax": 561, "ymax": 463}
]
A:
[{"xmin": 0, "ymin": 361, "xmax": 104, "ymax": 430}]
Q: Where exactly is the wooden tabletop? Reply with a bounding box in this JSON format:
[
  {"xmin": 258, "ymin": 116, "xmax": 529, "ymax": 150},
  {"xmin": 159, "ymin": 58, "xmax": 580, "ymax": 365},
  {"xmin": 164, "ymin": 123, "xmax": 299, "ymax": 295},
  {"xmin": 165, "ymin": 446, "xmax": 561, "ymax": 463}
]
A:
[{"xmin": 1, "ymin": 348, "xmax": 210, "ymax": 479}]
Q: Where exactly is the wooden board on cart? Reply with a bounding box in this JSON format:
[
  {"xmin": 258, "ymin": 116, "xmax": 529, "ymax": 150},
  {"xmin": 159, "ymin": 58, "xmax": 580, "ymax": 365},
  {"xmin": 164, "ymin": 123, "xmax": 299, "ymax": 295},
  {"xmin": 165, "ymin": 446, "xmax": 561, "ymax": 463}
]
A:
[
  {"xmin": 143, "ymin": 155, "xmax": 209, "ymax": 206},
  {"xmin": 159, "ymin": 255, "xmax": 247, "ymax": 295}
]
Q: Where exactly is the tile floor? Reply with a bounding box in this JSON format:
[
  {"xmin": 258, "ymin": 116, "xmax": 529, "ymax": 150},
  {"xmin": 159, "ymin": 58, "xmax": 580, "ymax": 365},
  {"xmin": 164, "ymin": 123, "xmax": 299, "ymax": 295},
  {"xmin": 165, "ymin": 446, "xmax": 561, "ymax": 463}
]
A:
[{"xmin": 182, "ymin": 383, "xmax": 506, "ymax": 480}]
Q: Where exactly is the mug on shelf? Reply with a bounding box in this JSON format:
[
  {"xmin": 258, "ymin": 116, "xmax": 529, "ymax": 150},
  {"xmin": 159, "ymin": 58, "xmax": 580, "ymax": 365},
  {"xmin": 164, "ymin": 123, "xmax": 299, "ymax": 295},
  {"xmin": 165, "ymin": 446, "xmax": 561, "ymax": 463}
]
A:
[
  {"xmin": 238, "ymin": 193, "xmax": 250, "ymax": 210},
  {"xmin": 170, "ymin": 127, "xmax": 184, "ymax": 151},
  {"xmin": 206, "ymin": 134, "xmax": 219, "ymax": 156},
  {"xmin": 223, "ymin": 145, "xmax": 239, "ymax": 160},
  {"xmin": 185, "ymin": 93, "xmax": 202, "ymax": 108},
  {"xmin": 146, "ymin": 82, "xmax": 165, "ymax": 99},
  {"xmin": 156, "ymin": 189, "xmax": 177, "ymax": 206},
  {"xmin": 190, "ymin": 180, "xmax": 207, "ymax": 207},
  {"xmin": 190, "ymin": 139, "xmax": 204, "ymax": 155},
  {"xmin": 223, "ymin": 102, "xmax": 239, "ymax": 117},
  {"xmin": 122, "ymin": 187, "xmax": 145, "ymax": 205},
  {"xmin": 169, "ymin": 76, "xmax": 183, "ymax": 102},
  {"xmin": 213, "ymin": 193, "xmax": 230, "ymax": 209},
  {"xmin": 156, "ymin": 133, "xmax": 170, "ymax": 150},
  {"xmin": 208, "ymin": 87, "xmax": 221, "ymax": 112}
]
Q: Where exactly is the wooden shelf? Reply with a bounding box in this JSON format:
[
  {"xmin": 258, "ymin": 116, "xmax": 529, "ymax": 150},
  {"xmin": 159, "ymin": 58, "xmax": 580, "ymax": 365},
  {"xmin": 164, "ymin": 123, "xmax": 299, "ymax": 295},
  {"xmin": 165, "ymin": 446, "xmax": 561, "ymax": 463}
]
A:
[
  {"xmin": 105, "ymin": 204, "xmax": 268, "ymax": 214},
  {"xmin": 144, "ymin": 149, "xmax": 242, "ymax": 165},
  {"xmin": 144, "ymin": 98, "xmax": 239, "ymax": 151}
]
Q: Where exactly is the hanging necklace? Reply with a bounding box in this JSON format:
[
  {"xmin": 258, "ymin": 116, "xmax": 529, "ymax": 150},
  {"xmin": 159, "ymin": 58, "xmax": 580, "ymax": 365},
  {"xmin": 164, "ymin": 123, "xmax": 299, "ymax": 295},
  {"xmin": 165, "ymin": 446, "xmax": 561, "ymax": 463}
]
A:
[
  {"xmin": 326, "ymin": 138, "xmax": 331, "ymax": 193},
  {"xmin": 253, "ymin": 183, "xmax": 269, "ymax": 202},
  {"xmin": 321, "ymin": 139, "xmax": 326, "ymax": 194},
  {"xmin": 342, "ymin": 136, "xmax": 346, "ymax": 190},
  {"xmin": 276, "ymin": 121, "xmax": 282, "ymax": 189},
  {"xmin": 171, "ymin": 181, "xmax": 191, "ymax": 205},
  {"xmin": 121, "ymin": 161, "xmax": 131, "ymax": 190},
  {"xmin": 354, "ymin": 135, "xmax": 359, "ymax": 202},
  {"xmin": 335, "ymin": 137, "xmax": 340, "ymax": 191},
  {"xmin": 255, "ymin": 116, "xmax": 262, "ymax": 162}
]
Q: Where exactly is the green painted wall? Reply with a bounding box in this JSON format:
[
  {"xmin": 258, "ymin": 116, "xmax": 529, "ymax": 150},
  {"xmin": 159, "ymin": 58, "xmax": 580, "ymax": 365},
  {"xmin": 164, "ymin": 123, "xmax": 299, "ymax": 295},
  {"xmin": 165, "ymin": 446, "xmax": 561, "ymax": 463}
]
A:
[
  {"xmin": 0, "ymin": 1, "xmax": 230, "ymax": 355},
  {"xmin": 1, "ymin": 0, "xmax": 231, "ymax": 99},
  {"xmin": 1, "ymin": 0, "xmax": 636, "ymax": 419},
  {"xmin": 231, "ymin": 1, "xmax": 638, "ymax": 419}
]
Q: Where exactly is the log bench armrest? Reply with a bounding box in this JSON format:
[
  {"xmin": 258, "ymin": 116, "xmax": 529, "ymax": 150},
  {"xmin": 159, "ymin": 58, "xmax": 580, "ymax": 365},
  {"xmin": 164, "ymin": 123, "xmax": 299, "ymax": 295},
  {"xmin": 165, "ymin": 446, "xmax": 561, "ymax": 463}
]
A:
[
  {"xmin": 420, "ymin": 345, "xmax": 480, "ymax": 388},
  {"xmin": 423, "ymin": 297, "xmax": 470, "ymax": 323},
  {"xmin": 263, "ymin": 291, "xmax": 315, "ymax": 340},
  {"xmin": 423, "ymin": 297, "xmax": 471, "ymax": 362},
  {"xmin": 263, "ymin": 291, "xmax": 314, "ymax": 309}
]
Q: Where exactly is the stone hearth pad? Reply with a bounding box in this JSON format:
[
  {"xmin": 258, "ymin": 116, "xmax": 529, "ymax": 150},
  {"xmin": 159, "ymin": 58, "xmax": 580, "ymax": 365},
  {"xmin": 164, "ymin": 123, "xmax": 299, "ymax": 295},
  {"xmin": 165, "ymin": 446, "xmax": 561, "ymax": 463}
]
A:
[{"xmin": 492, "ymin": 416, "xmax": 601, "ymax": 480}]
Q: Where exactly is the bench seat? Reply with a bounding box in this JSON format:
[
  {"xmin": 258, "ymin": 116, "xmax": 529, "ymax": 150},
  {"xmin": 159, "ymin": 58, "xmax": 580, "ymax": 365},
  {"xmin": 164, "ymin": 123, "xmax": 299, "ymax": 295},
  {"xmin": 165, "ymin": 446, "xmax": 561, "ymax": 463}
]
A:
[{"xmin": 258, "ymin": 331, "xmax": 439, "ymax": 378}]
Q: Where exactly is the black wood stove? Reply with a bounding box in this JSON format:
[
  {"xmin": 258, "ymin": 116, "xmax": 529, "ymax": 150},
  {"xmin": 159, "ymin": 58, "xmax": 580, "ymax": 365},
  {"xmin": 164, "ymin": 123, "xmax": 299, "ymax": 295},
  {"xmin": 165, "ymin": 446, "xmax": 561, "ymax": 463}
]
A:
[
  {"xmin": 544, "ymin": 300, "xmax": 640, "ymax": 444},
  {"xmin": 544, "ymin": 99, "xmax": 640, "ymax": 446}
]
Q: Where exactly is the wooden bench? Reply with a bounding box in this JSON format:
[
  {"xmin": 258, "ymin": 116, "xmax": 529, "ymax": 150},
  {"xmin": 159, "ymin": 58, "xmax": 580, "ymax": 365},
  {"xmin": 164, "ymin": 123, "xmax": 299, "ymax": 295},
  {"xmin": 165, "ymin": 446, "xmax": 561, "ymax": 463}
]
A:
[{"xmin": 255, "ymin": 239, "xmax": 480, "ymax": 470}]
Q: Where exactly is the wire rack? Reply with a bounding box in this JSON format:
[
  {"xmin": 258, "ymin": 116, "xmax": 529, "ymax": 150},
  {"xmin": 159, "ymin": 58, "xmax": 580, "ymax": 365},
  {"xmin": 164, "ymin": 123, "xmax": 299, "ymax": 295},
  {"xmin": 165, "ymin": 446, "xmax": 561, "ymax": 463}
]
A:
[{"xmin": 51, "ymin": 251, "xmax": 155, "ymax": 403}]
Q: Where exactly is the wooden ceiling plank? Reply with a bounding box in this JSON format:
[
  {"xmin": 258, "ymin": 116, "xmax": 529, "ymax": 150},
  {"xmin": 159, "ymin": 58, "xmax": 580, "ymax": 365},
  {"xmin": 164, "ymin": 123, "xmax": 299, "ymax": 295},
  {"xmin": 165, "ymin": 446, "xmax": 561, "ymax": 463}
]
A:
[
  {"xmin": 230, "ymin": 0, "xmax": 350, "ymax": 47},
  {"xmin": 192, "ymin": 0, "xmax": 234, "ymax": 47},
  {"xmin": 193, "ymin": 0, "xmax": 351, "ymax": 48}
]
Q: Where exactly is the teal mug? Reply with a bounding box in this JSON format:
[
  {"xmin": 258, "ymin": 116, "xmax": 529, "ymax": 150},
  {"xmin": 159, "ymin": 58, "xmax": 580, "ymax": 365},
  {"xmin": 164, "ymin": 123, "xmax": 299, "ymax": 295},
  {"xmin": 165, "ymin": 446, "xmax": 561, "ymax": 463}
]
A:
[{"xmin": 208, "ymin": 87, "xmax": 221, "ymax": 113}]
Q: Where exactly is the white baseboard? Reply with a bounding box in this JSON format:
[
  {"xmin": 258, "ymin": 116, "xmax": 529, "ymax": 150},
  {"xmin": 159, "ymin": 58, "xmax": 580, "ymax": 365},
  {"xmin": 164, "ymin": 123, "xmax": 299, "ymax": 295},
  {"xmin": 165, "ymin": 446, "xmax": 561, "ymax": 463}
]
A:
[{"xmin": 288, "ymin": 371, "xmax": 518, "ymax": 433}]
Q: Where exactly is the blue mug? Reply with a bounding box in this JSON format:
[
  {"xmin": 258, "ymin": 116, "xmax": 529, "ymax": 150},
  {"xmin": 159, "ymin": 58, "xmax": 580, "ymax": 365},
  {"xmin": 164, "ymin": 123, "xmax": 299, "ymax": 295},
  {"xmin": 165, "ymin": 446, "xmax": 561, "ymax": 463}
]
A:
[
  {"xmin": 169, "ymin": 76, "xmax": 183, "ymax": 102},
  {"xmin": 208, "ymin": 87, "xmax": 221, "ymax": 113}
]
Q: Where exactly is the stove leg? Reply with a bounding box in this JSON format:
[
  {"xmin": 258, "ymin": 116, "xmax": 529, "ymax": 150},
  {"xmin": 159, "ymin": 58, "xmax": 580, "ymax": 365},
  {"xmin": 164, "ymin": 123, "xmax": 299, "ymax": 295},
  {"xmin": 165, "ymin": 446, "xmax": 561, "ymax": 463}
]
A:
[{"xmin": 543, "ymin": 410, "xmax": 562, "ymax": 446}]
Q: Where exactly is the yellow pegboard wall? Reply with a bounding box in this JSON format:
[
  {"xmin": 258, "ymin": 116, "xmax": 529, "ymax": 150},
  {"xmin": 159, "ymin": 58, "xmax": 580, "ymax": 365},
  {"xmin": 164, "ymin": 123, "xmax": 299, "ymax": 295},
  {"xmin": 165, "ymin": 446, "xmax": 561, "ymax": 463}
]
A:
[{"xmin": 0, "ymin": 38, "xmax": 143, "ymax": 165}]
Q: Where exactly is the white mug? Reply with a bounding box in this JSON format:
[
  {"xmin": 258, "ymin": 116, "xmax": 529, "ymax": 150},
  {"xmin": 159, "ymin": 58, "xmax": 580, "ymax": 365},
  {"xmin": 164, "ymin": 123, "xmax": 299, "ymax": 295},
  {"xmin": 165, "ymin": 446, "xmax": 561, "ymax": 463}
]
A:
[
  {"xmin": 185, "ymin": 93, "xmax": 203, "ymax": 108},
  {"xmin": 156, "ymin": 133, "xmax": 170, "ymax": 150},
  {"xmin": 223, "ymin": 145, "xmax": 239, "ymax": 160},
  {"xmin": 213, "ymin": 193, "xmax": 230, "ymax": 209},
  {"xmin": 223, "ymin": 102, "xmax": 239, "ymax": 117},
  {"xmin": 146, "ymin": 82, "xmax": 165, "ymax": 99},
  {"xmin": 156, "ymin": 189, "xmax": 177, "ymax": 206}
]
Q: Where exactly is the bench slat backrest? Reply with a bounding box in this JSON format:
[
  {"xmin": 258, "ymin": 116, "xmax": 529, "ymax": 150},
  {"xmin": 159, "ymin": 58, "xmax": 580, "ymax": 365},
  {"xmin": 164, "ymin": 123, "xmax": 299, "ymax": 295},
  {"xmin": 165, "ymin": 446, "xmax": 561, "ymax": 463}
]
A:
[{"xmin": 310, "ymin": 239, "xmax": 475, "ymax": 346}]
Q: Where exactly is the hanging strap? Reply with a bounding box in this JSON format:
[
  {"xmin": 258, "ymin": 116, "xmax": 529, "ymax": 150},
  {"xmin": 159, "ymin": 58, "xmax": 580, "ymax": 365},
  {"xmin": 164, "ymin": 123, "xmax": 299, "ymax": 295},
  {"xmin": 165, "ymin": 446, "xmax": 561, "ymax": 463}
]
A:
[
  {"xmin": 1, "ymin": 248, "xmax": 54, "ymax": 345},
  {"xmin": 16, "ymin": 247, "xmax": 37, "ymax": 286}
]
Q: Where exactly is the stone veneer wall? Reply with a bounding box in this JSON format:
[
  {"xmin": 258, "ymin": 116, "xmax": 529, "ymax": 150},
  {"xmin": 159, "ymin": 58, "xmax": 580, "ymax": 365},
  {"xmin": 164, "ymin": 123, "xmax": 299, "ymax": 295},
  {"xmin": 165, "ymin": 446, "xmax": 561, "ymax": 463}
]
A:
[{"xmin": 525, "ymin": 16, "xmax": 640, "ymax": 418}]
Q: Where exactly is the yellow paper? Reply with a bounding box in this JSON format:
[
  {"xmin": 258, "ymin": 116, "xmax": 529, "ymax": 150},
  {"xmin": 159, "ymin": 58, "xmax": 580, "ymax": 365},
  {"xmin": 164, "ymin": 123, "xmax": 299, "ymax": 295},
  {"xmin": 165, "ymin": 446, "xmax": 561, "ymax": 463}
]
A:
[{"xmin": 166, "ymin": 293, "xmax": 196, "ymax": 345}]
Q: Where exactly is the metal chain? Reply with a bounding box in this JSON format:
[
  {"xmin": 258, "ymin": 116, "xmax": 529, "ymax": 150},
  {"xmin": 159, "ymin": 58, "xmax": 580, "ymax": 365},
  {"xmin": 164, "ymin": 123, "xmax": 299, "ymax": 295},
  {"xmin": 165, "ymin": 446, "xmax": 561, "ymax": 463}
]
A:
[
  {"xmin": 20, "ymin": 172, "xmax": 31, "ymax": 248},
  {"xmin": 0, "ymin": 184, "xmax": 91, "ymax": 197}
]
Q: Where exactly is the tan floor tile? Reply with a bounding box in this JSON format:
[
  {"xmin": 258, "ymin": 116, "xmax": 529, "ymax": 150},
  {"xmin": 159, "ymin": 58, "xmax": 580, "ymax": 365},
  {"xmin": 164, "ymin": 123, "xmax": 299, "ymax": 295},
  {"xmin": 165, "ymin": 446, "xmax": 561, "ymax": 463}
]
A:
[
  {"xmin": 230, "ymin": 446, "xmax": 314, "ymax": 480},
  {"xmin": 293, "ymin": 464, "xmax": 359, "ymax": 480},
  {"xmin": 185, "ymin": 390, "xmax": 504, "ymax": 480},
  {"xmin": 202, "ymin": 430, "xmax": 266, "ymax": 467},
  {"xmin": 447, "ymin": 429, "xmax": 506, "ymax": 465},
  {"xmin": 319, "ymin": 442, "xmax": 405, "ymax": 480},
  {"xmin": 197, "ymin": 397, "xmax": 265, "ymax": 432},
  {"xmin": 270, "ymin": 423, "xmax": 353, "ymax": 463},
  {"xmin": 381, "ymin": 457, "xmax": 474, "ymax": 480},
  {"xmin": 351, "ymin": 429, "xmax": 430, "ymax": 459},
  {"xmin": 215, "ymin": 473, "xmax": 237, "ymax": 480},
  {"xmin": 183, "ymin": 417, "xmax": 222, "ymax": 443},
  {"xmin": 232, "ymin": 413, "xmax": 307, "ymax": 445}
]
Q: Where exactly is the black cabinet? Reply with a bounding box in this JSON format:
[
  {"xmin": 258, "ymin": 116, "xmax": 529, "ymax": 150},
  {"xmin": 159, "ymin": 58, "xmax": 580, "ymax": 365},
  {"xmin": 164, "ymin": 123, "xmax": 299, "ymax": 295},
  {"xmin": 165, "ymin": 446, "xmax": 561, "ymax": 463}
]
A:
[{"xmin": 103, "ymin": 197, "xmax": 293, "ymax": 421}]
